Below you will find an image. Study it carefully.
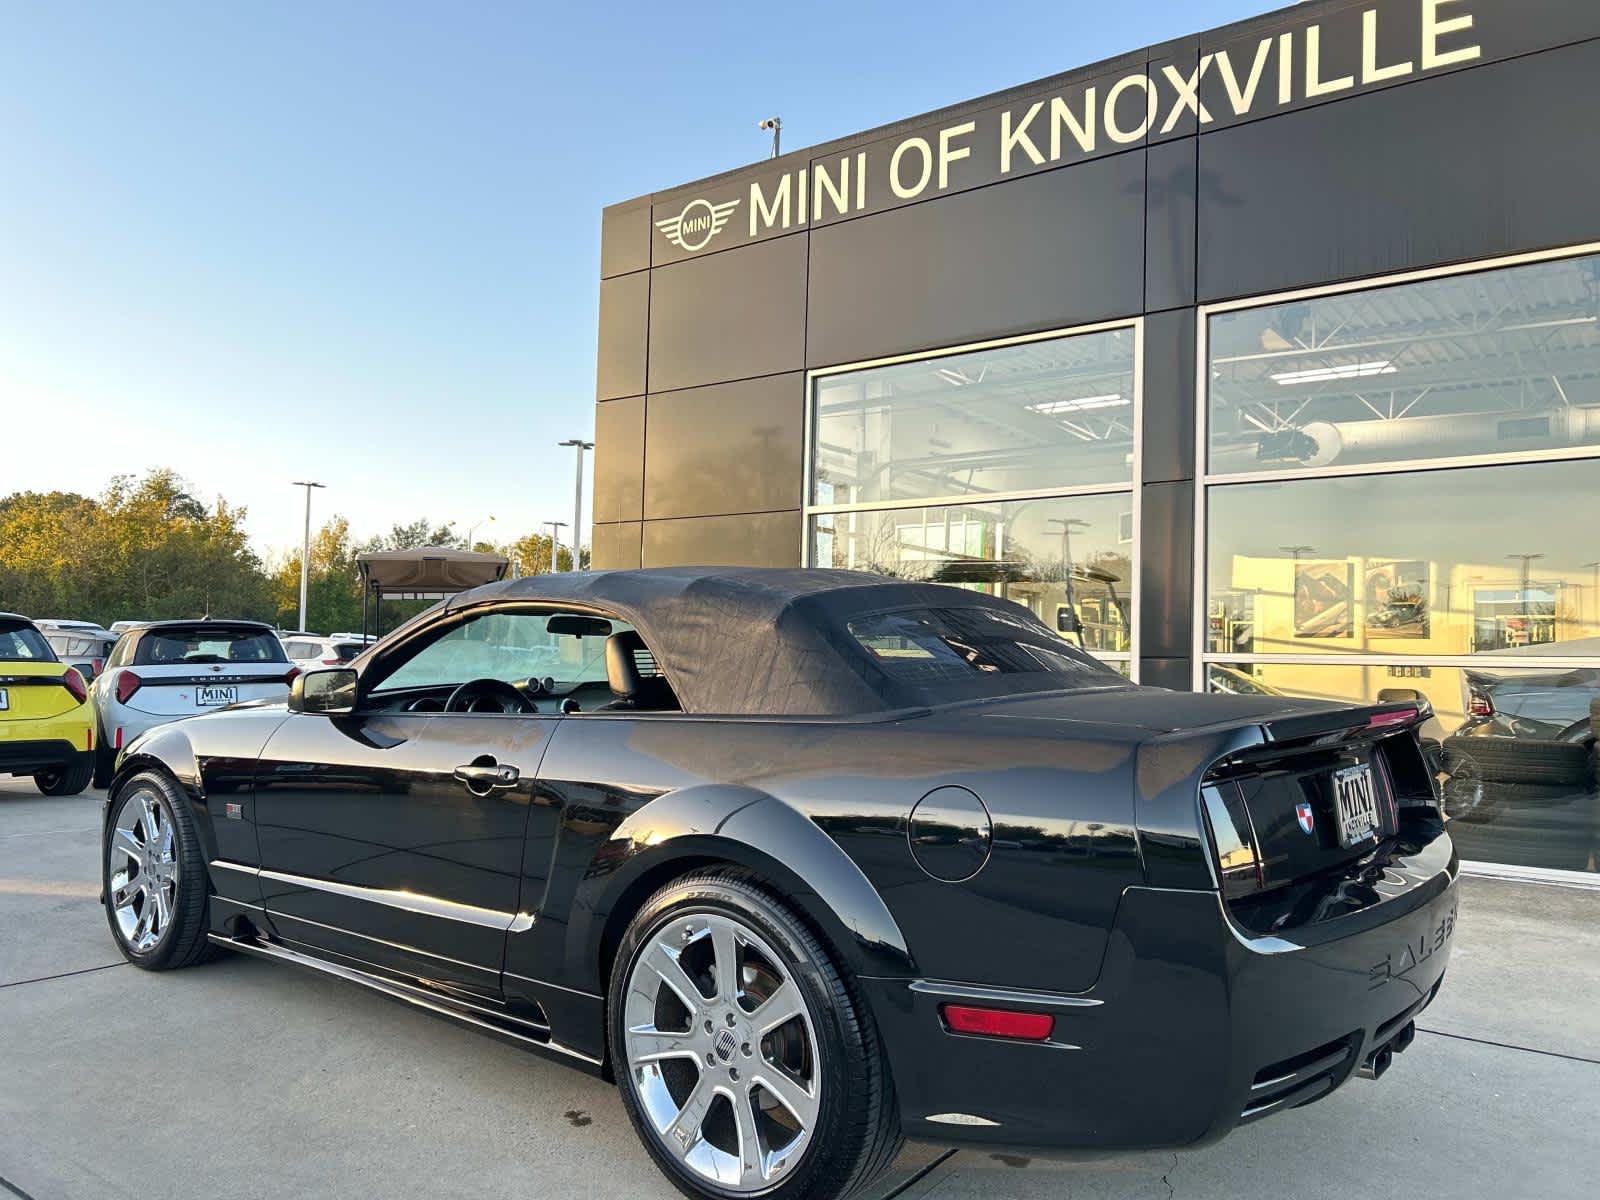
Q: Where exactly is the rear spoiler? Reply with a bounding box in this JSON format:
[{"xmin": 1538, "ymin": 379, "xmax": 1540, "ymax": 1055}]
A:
[{"xmin": 1253, "ymin": 702, "xmax": 1426, "ymax": 748}]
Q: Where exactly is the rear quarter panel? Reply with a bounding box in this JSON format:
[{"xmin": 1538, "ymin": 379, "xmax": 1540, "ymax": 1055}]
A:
[{"xmin": 534, "ymin": 707, "xmax": 1143, "ymax": 1002}]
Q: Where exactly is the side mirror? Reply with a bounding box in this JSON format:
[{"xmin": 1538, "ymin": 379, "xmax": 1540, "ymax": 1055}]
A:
[{"xmin": 290, "ymin": 667, "xmax": 359, "ymax": 715}]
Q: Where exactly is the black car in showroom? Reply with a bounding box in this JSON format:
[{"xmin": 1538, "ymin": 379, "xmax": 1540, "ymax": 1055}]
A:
[{"xmin": 100, "ymin": 569, "xmax": 1458, "ymax": 1200}]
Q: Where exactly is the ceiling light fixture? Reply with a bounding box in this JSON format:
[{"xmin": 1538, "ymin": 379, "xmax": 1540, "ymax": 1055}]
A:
[
  {"xmin": 1027, "ymin": 394, "xmax": 1128, "ymax": 415},
  {"xmin": 1271, "ymin": 360, "xmax": 1397, "ymax": 385}
]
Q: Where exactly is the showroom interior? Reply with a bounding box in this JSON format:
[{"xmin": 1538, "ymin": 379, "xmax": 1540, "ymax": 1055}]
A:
[{"xmin": 588, "ymin": 0, "xmax": 1600, "ymax": 879}]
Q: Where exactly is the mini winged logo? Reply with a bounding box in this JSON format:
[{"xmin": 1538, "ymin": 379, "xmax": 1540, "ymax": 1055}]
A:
[{"xmin": 655, "ymin": 197, "xmax": 740, "ymax": 253}]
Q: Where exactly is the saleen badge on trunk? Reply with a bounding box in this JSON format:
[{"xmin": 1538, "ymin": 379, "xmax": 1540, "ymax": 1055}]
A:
[{"xmin": 1295, "ymin": 802, "xmax": 1316, "ymax": 835}]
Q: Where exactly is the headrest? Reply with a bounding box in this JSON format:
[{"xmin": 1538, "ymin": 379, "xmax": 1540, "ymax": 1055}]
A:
[{"xmin": 605, "ymin": 630, "xmax": 650, "ymax": 699}]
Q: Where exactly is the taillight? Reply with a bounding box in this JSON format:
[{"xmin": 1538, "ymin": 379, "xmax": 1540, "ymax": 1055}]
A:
[
  {"xmin": 61, "ymin": 667, "xmax": 88, "ymax": 705},
  {"xmin": 115, "ymin": 671, "xmax": 143, "ymax": 704},
  {"xmin": 284, "ymin": 667, "xmax": 301, "ymax": 685},
  {"xmin": 940, "ymin": 1004, "xmax": 1054, "ymax": 1042},
  {"xmin": 322, "ymin": 658, "xmax": 341, "ymax": 666},
  {"xmin": 1468, "ymin": 693, "xmax": 1494, "ymax": 718},
  {"xmin": 92, "ymin": 658, "xmax": 105, "ymax": 676}
]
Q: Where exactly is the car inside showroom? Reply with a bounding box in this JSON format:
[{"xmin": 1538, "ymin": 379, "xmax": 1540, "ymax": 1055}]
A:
[{"xmin": 588, "ymin": 0, "xmax": 1600, "ymax": 881}]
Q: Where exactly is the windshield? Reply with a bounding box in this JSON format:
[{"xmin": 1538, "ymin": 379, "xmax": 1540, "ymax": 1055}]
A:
[
  {"xmin": 846, "ymin": 605, "xmax": 1121, "ymax": 704},
  {"xmin": 133, "ymin": 627, "xmax": 287, "ymax": 665},
  {"xmin": 375, "ymin": 610, "xmax": 621, "ymax": 694},
  {"xmin": 0, "ymin": 620, "xmax": 57, "ymax": 663}
]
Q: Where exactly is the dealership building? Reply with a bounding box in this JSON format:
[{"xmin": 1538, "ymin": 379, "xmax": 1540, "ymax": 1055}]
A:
[{"xmin": 589, "ymin": 0, "xmax": 1600, "ymax": 880}]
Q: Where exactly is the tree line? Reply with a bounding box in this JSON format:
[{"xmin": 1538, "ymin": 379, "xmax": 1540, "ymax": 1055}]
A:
[{"xmin": 0, "ymin": 469, "xmax": 585, "ymax": 634}]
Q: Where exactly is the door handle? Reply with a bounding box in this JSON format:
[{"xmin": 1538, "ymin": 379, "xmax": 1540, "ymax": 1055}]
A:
[{"xmin": 454, "ymin": 761, "xmax": 519, "ymax": 790}]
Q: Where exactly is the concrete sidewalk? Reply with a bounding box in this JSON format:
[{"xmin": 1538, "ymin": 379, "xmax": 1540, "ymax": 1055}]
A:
[{"xmin": 2, "ymin": 780, "xmax": 1595, "ymax": 1199}]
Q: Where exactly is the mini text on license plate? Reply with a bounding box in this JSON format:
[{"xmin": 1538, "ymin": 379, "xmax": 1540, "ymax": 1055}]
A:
[
  {"xmin": 195, "ymin": 685, "xmax": 238, "ymax": 707},
  {"xmin": 1334, "ymin": 763, "xmax": 1380, "ymax": 848}
]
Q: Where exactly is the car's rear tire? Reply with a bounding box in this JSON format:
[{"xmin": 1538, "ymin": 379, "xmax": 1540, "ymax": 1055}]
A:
[
  {"xmin": 103, "ymin": 770, "xmax": 222, "ymax": 970},
  {"xmin": 35, "ymin": 760, "xmax": 93, "ymax": 796},
  {"xmin": 608, "ymin": 869, "xmax": 902, "ymax": 1200}
]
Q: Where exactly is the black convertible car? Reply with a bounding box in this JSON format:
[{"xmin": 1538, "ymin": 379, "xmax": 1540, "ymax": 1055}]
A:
[{"xmin": 100, "ymin": 569, "xmax": 1458, "ymax": 1200}]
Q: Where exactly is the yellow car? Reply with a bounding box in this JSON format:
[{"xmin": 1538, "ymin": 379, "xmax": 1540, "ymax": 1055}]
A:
[{"xmin": 1, "ymin": 613, "xmax": 96, "ymax": 795}]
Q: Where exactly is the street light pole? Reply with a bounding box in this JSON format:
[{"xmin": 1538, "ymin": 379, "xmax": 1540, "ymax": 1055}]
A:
[
  {"xmin": 558, "ymin": 438, "xmax": 593, "ymax": 572},
  {"xmin": 291, "ymin": 481, "xmax": 325, "ymax": 633},
  {"xmin": 544, "ymin": 521, "xmax": 569, "ymax": 573}
]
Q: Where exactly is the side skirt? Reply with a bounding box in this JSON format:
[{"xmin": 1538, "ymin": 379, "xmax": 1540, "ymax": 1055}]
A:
[{"xmin": 207, "ymin": 932, "xmax": 606, "ymax": 1076}]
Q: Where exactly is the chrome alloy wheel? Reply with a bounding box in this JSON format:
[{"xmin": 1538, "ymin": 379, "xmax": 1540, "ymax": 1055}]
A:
[
  {"xmin": 109, "ymin": 788, "xmax": 178, "ymax": 953},
  {"xmin": 623, "ymin": 911, "xmax": 821, "ymax": 1193}
]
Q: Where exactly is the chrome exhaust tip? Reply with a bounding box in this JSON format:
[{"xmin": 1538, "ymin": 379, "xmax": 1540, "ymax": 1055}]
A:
[
  {"xmin": 1359, "ymin": 1044, "xmax": 1393, "ymax": 1080},
  {"xmin": 1392, "ymin": 1021, "xmax": 1416, "ymax": 1055}
]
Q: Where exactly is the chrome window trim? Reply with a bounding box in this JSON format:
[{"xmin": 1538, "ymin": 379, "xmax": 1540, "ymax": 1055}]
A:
[{"xmin": 801, "ymin": 317, "xmax": 1144, "ymax": 683}]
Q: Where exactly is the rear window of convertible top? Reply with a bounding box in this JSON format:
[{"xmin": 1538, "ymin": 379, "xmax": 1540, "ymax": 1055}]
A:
[
  {"xmin": 133, "ymin": 627, "xmax": 286, "ymax": 665},
  {"xmin": 846, "ymin": 606, "xmax": 1113, "ymax": 688}
]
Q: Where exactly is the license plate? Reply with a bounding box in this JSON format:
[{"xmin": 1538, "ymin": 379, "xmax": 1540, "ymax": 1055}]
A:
[
  {"xmin": 0, "ymin": 688, "xmax": 8, "ymax": 711},
  {"xmin": 195, "ymin": 685, "xmax": 238, "ymax": 707},
  {"xmin": 1334, "ymin": 763, "xmax": 1380, "ymax": 848}
]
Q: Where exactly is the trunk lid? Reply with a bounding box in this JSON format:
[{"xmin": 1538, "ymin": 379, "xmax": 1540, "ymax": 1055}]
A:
[
  {"xmin": 0, "ymin": 660, "xmax": 83, "ymax": 721},
  {"xmin": 114, "ymin": 663, "xmax": 294, "ymax": 716}
]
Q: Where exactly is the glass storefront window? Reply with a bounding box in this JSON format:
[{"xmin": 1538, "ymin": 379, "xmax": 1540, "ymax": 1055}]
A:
[
  {"xmin": 1205, "ymin": 458, "xmax": 1600, "ymax": 658},
  {"xmin": 1207, "ymin": 252, "xmax": 1600, "ymax": 476},
  {"xmin": 811, "ymin": 326, "xmax": 1136, "ymax": 506},
  {"xmin": 1206, "ymin": 662, "xmax": 1599, "ymax": 875},
  {"xmin": 810, "ymin": 492, "xmax": 1134, "ymax": 655}
]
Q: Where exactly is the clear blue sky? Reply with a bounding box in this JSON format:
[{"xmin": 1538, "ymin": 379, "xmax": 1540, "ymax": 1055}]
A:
[{"xmin": 1, "ymin": 0, "xmax": 1266, "ymax": 559}]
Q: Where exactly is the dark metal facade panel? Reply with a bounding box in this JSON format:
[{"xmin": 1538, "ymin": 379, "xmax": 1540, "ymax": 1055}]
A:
[
  {"xmin": 644, "ymin": 373, "xmax": 805, "ymax": 521},
  {"xmin": 1138, "ymin": 479, "xmax": 1194, "ymax": 661},
  {"xmin": 1139, "ymin": 657, "xmax": 1195, "ymax": 691},
  {"xmin": 640, "ymin": 510, "xmax": 803, "ymax": 570},
  {"xmin": 591, "ymin": 395, "xmax": 645, "ymax": 524},
  {"xmin": 1197, "ymin": 36, "xmax": 1600, "ymax": 302},
  {"xmin": 595, "ymin": 271, "xmax": 648, "ymax": 401},
  {"xmin": 646, "ymin": 234, "xmax": 808, "ymax": 394},
  {"xmin": 600, "ymin": 199, "xmax": 651, "ymax": 279},
  {"xmin": 590, "ymin": 521, "xmax": 643, "ymax": 570},
  {"xmin": 1145, "ymin": 137, "xmax": 1197, "ymax": 312},
  {"xmin": 1141, "ymin": 308, "xmax": 1197, "ymax": 486},
  {"xmin": 805, "ymin": 153, "xmax": 1146, "ymax": 369}
]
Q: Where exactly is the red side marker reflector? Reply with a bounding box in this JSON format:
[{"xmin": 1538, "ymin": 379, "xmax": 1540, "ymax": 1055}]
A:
[
  {"xmin": 1368, "ymin": 707, "xmax": 1418, "ymax": 729},
  {"xmin": 940, "ymin": 1004, "xmax": 1054, "ymax": 1042}
]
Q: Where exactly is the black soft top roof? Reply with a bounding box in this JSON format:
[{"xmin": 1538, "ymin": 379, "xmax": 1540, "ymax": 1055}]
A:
[{"xmin": 441, "ymin": 566, "xmax": 1116, "ymax": 716}]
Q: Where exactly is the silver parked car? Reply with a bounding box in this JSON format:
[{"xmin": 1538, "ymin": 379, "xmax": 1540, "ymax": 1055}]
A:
[{"xmin": 33, "ymin": 620, "xmax": 119, "ymax": 682}]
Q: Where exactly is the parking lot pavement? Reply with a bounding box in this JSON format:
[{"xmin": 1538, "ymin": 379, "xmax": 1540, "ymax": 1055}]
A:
[{"xmin": 2, "ymin": 778, "xmax": 1597, "ymax": 1200}]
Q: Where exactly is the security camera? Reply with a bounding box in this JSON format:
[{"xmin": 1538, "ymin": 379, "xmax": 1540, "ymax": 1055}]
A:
[{"xmin": 758, "ymin": 117, "xmax": 781, "ymax": 131}]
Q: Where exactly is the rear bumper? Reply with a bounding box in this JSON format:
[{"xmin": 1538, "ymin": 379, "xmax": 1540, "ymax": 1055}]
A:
[
  {"xmin": 0, "ymin": 740, "xmax": 94, "ymax": 778},
  {"xmin": 862, "ymin": 824, "xmax": 1458, "ymax": 1150}
]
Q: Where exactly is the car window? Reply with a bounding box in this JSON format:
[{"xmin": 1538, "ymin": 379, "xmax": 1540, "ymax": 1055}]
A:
[
  {"xmin": 374, "ymin": 610, "xmax": 624, "ymax": 696},
  {"xmin": 133, "ymin": 628, "xmax": 287, "ymax": 665},
  {"xmin": 846, "ymin": 605, "xmax": 1119, "ymax": 699},
  {"xmin": 283, "ymin": 641, "xmax": 318, "ymax": 659},
  {"xmin": 0, "ymin": 620, "xmax": 56, "ymax": 663}
]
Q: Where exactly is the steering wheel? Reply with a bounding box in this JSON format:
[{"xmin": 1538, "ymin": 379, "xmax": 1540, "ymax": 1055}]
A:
[{"xmin": 444, "ymin": 678, "xmax": 537, "ymax": 714}]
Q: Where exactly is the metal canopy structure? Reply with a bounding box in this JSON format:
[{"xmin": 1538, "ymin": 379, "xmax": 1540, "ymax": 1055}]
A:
[{"xmin": 356, "ymin": 546, "xmax": 509, "ymax": 639}]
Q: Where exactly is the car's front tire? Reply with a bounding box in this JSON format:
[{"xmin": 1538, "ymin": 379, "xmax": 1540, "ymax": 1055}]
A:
[
  {"xmin": 35, "ymin": 760, "xmax": 93, "ymax": 796},
  {"xmin": 608, "ymin": 870, "xmax": 902, "ymax": 1200},
  {"xmin": 103, "ymin": 770, "xmax": 221, "ymax": 970}
]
